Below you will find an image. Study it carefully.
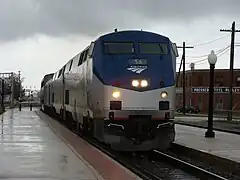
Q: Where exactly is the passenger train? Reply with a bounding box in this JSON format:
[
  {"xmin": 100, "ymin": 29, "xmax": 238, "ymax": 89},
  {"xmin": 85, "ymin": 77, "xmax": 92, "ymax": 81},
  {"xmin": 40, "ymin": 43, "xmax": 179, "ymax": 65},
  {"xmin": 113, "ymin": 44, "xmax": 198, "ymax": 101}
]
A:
[{"xmin": 40, "ymin": 29, "xmax": 179, "ymax": 151}]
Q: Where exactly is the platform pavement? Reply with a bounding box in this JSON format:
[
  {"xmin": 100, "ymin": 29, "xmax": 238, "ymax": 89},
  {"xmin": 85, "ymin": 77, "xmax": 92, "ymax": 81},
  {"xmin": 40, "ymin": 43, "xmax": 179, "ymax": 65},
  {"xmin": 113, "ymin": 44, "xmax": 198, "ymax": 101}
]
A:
[
  {"xmin": 175, "ymin": 124, "xmax": 240, "ymax": 163},
  {"xmin": 0, "ymin": 108, "xmax": 104, "ymax": 180},
  {"xmin": 37, "ymin": 110, "xmax": 142, "ymax": 180},
  {"xmin": 6, "ymin": 107, "xmax": 238, "ymax": 179}
]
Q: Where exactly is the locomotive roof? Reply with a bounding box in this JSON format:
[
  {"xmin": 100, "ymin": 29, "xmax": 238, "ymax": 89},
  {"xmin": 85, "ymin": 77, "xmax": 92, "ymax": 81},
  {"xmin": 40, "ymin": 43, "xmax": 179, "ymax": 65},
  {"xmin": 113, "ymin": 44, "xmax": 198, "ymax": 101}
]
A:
[
  {"xmin": 41, "ymin": 73, "xmax": 54, "ymax": 83},
  {"xmin": 98, "ymin": 30, "xmax": 170, "ymax": 41}
]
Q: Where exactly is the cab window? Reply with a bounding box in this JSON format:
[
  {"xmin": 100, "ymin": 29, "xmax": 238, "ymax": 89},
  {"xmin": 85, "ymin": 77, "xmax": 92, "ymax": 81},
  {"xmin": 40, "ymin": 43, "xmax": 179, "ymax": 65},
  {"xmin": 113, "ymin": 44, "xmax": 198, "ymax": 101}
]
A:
[{"xmin": 104, "ymin": 42, "xmax": 134, "ymax": 54}]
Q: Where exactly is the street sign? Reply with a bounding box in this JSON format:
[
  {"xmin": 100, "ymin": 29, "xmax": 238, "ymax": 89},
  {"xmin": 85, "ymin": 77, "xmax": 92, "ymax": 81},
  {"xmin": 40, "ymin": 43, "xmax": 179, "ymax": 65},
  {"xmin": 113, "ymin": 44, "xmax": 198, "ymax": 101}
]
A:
[
  {"xmin": 192, "ymin": 87, "xmax": 240, "ymax": 93},
  {"xmin": 176, "ymin": 88, "xmax": 183, "ymax": 93}
]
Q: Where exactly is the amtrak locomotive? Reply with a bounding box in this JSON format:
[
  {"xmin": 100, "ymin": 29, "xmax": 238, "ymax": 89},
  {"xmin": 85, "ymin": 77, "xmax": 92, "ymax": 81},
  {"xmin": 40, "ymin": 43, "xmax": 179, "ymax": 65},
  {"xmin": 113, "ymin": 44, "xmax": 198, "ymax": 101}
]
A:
[{"xmin": 40, "ymin": 29, "xmax": 179, "ymax": 151}]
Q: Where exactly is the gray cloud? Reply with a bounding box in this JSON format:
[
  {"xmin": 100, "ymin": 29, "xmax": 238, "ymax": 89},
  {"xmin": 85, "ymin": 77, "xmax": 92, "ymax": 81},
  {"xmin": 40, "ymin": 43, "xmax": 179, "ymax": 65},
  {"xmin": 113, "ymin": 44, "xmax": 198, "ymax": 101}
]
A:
[{"xmin": 0, "ymin": 0, "xmax": 240, "ymax": 42}]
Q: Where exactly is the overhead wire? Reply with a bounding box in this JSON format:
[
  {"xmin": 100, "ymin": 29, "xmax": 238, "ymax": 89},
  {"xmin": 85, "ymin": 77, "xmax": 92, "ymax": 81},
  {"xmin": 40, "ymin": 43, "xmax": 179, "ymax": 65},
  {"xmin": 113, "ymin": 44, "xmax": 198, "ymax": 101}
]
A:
[
  {"xmin": 186, "ymin": 44, "xmax": 230, "ymax": 59},
  {"xmin": 190, "ymin": 34, "xmax": 230, "ymax": 47},
  {"xmin": 234, "ymin": 43, "xmax": 240, "ymax": 47},
  {"xmin": 194, "ymin": 46, "xmax": 230, "ymax": 65},
  {"xmin": 176, "ymin": 45, "xmax": 228, "ymax": 74},
  {"xmin": 176, "ymin": 34, "xmax": 231, "ymax": 79},
  {"xmin": 187, "ymin": 45, "xmax": 230, "ymax": 64},
  {"xmin": 192, "ymin": 46, "xmax": 229, "ymax": 64},
  {"xmin": 195, "ymin": 48, "xmax": 230, "ymax": 65}
]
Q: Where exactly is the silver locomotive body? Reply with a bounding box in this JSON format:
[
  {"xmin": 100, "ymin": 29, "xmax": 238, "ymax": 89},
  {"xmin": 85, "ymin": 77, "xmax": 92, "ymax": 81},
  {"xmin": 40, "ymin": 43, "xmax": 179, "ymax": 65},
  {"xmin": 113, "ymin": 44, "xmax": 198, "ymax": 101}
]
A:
[{"xmin": 41, "ymin": 30, "xmax": 178, "ymax": 151}]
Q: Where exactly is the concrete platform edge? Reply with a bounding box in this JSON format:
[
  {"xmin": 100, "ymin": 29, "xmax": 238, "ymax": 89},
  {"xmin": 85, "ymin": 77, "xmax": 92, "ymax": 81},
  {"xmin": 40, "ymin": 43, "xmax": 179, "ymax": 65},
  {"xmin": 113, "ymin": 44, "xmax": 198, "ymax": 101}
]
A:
[
  {"xmin": 172, "ymin": 143, "xmax": 240, "ymax": 172},
  {"xmin": 35, "ymin": 110, "xmax": 105, "ymax": 180},
  {"xmin": 175, "ymin": 121, "xmax": 240, "ymax": 135},
  {"xmin": 175, "ymin": 112, "xmax": 240, "ymax": 119}
]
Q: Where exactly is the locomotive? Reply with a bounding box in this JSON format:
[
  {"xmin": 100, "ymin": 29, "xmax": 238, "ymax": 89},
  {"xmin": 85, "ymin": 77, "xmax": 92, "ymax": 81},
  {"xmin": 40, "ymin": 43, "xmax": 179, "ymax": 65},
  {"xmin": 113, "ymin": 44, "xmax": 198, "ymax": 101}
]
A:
[{"xmin": 40, "ymin": 29, "xmax": 179, "ymax": 151}]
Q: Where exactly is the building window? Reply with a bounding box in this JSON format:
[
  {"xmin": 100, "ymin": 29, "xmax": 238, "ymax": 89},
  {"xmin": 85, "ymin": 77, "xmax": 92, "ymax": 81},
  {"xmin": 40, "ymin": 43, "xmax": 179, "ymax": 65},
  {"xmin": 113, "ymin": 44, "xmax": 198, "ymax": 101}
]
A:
[
  {"xmin": 236, "ymin": 76, "xmax": 240, "ymax": 86},
  {"xmin": 186, "ymin": 76, "xmax": 188, "ymax": 87},
  {"xmin": 65, "ymin": 90, "xmax": 69, "ymax": 105},
  {"xmin": 176, "ymin": 94, "xmax": 180, "ymax": 107},
  {"xmin": 180, "ymin": 95, "xmax": 182, "ymax": 106},
  {"xmin": 215, "ymin": 76, "xmax": 223, "ymax": 86},
  {"xmin": 197, "ymin": 76, "xmax": 203, "ymax": 86},
  {"xmin": 176, "ymin": 75, "xmax": 180, "ymax": 87},
  {"xmin": 48, "ymin": 85, "xmax": 51, "ymax": 105},
  {"xmin": 69, "ymin": 59, "xmax": 73, "ymax": 71},
  {"xmin": 198, "ymin": 95, "xmax": 202, "ymax": 110},
  {"xmin": 52, "ymin": 93, "xmax": 54, "ymax": 103},
  {"xmin": 189, "ymin": 76, "xmax": 192, "ymax": 86},
  {"xmin": 215, "ymin": 98, "xmax": 223, "ymax": 109}
]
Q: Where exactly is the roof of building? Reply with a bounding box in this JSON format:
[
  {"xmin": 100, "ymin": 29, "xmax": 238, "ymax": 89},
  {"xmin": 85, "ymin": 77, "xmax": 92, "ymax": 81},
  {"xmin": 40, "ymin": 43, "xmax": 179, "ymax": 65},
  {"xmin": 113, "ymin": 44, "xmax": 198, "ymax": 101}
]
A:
[{"xmin": 176, "ymin": 68, "xmax": 240, "ymax": 74}]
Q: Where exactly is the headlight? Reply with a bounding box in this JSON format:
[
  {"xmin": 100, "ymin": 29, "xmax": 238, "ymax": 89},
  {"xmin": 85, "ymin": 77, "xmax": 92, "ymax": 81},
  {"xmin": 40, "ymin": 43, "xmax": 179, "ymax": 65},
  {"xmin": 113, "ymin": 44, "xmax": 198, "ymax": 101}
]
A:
[
  {"xmin": 161, "ymin": 91, "xmax": 168, "ymax": 98},
  {"xmin": 140, "ymin": 80, "xmax": 148, "ymax": 87},
  {"xmin": 132, "ymin": 80, "xmax": 139, "ymax": 87},
  {"xmin": 112, "ymin": 91, "xmax": 120, "ymax": 99}
]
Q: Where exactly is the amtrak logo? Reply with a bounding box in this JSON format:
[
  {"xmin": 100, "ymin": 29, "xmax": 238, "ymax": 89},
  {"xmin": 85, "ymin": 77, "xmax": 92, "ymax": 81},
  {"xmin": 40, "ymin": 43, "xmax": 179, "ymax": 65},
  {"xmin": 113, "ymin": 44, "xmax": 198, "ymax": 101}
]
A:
[
  {"xmin": 127, "ymin": 66, "xmax": 147, "ymax": 74},
  {"xmin": 127, "ymin": 58, "xmax": 148, "ymax": 74}
]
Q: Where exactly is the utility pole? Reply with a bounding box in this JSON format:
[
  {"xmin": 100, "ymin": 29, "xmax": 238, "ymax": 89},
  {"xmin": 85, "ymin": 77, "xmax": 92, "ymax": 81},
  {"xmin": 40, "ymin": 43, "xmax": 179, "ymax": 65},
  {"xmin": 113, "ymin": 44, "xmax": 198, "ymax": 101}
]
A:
[
  {"xmin": 220, "ymin": 21, "xmax": 240, "ymax": 121},
  {"xmin": 176, "ymin": 54, "xmax": 184, "ymax": 86},
  {"xmin": 177, "ymin": 42, "xmax": 194, "ymax": 115}
]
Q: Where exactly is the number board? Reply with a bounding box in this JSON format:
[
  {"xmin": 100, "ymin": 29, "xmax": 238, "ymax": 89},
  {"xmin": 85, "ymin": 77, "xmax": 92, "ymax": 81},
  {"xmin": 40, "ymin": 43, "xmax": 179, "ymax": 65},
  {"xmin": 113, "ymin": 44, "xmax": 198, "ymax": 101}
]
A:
[{"xmin": 128, "ymin": 59, "xmax": 147, "ymax": 66}]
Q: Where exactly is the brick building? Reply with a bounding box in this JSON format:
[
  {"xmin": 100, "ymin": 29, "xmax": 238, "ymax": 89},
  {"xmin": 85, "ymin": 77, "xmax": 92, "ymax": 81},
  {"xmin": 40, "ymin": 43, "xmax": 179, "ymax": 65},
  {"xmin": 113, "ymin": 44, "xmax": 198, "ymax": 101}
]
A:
[{"xmin": 176, "ymin": 67, "xmax": 240, "ymax": 113}]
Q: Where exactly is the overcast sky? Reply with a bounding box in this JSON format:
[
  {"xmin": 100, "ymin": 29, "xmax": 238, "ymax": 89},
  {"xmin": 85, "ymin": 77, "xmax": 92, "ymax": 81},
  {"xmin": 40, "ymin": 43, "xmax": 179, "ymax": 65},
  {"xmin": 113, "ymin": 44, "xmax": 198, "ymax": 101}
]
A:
[{"xmin": 1, "ymin": 0, "xmax": 240, "ymax": 89}]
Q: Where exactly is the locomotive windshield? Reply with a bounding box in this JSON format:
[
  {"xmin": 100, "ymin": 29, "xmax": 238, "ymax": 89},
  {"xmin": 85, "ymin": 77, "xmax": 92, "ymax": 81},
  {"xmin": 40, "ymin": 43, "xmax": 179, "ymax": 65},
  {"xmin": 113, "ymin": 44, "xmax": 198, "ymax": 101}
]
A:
[
  {"xmin": 139, "ymin": 43, "xmax": 168, "ymax": 54},
  {"xmin": 104, "ymin": 42, "xmax": 134, "ymax": 54}
]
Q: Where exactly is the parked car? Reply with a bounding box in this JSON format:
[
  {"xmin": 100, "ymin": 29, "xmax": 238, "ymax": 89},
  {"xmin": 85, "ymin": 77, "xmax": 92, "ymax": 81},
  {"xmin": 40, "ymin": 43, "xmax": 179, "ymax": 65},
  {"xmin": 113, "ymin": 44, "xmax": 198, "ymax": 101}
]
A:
[{"xmin": 176, "ymin": 105, "xmax": 200, "ymax": 114}]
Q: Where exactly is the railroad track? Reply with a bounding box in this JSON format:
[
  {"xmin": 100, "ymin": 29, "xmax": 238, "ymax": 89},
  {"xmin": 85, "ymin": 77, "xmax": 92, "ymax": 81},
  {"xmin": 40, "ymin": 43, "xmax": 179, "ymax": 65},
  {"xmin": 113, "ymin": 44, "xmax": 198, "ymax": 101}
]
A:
[
  {"xmin": 81, "ymin": 136, "xmax": 203, "ymax": 180},
  {"xmin": 82, "ymin": 135, "xmax": 162, "ymax": 180},
  {"xmin": 166, "ymin": 143, "xmax": 240, "ymax": 180},
  {"xmin": 41, "ymin": 110, "xmax": 229, "ymax": 180},
  {"xmin": 152, "ymin": 150, "xmax": 228, "ymax": 180}
]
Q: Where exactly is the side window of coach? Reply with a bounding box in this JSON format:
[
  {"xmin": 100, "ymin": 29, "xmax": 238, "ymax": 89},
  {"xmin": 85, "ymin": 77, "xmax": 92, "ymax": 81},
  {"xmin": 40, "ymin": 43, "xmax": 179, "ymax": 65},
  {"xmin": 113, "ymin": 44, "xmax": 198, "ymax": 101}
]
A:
[
  {"xmin": 78, "ymin": 52, "xmax": 84, "ymax": 66},
  {"xmin": 82, "ymin": 49, "xmax": 89, "ymax": 63}
]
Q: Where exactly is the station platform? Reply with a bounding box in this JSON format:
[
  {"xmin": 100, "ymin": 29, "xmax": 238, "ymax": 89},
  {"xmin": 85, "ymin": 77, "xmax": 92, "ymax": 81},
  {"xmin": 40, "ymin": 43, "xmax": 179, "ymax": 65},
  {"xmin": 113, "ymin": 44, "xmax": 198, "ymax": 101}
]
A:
[
  {"xmin": 175, "ymin": 124, "xmax": 240, "ymax": 163},
  {"xmin": 0, "ymin": 108, "xmax": 141, "ymax": 180}
]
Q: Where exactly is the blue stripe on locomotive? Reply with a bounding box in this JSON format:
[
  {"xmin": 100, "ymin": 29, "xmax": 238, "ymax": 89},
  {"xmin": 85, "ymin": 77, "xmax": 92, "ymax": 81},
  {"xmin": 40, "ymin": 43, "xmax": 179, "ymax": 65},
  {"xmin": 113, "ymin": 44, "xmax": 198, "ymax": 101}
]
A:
[{"xmin": 92, "ymin": 30, "xmax": 175, "ymax": 91}]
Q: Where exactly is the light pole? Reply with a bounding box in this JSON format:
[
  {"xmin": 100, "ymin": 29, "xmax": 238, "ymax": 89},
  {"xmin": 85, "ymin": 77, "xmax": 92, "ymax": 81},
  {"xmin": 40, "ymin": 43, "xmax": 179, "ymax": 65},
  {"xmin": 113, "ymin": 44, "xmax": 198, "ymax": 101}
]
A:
[{"xmin": 205, "ymin": 50, "xmax": 217, "ymax": 138}]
